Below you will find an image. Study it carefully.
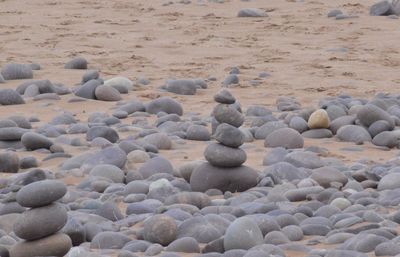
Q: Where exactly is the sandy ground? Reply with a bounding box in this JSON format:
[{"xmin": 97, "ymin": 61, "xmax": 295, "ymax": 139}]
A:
[{"xmin": 1, "ymin": 0, "xmax": 400, "ymax": 256}]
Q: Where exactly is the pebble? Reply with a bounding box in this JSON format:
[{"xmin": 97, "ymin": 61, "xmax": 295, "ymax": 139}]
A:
[
  {"xmin": 86, "ymin": 126, "xmax": 119, "ymax": 143},
  {"xmin": 186, "ymin": 125, "xmax": 211, "ymax": 141},
  {"xmin": 214, "ymin": 89, "xmax": 236, "ymax": 104},
  {"xmin": 146, "ymin": 97, "xmax": 183, "ymax": 115},
  {"xmin": 213, "ymin": 104, "xmax": 244, "ymax": 128},
  {"xmin": 165, "ymin": 79, "xmax": 197, "ymax": 95},
  {"xmin": 337, "ymin": 125, "xmax": 372, "ymax": 143},
  {"xmin": 90, "ymin": 164, "xmax": 125, "ymax": 183},
  {"xmin": 104, "ymin": 77, "xmax": 134, "ymax": 91},
  {"xmin": 166, "ymin": 237, "xmax": 200, "ymax": 253}
]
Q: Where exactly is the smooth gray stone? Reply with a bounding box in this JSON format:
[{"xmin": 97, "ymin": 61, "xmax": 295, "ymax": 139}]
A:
[
  {"xmin": 337, "ymin": 125, "xmax": 372, "ymax": 143},
  {"xmin": 146, "ymin": 97, "xmax": 183, "ymax": 116},
  {"xmin": 0, "ymin": 151, "xmax": 19, "ymax": 173},
  {"xmin": 21, "ymin": 132, "xmax": 53, "ymax": 150},
  {"xmin": 204, "ymin": 143, "xmax": 247, "ymax": 167},
  {"xmin": 265, "ymin": 128, "xmax": 304, "ymax": 149},
  {"xmin": 9, "ymin": 233, "xmax": 72, "ymax": 257},
  {"xmin": 224, "ymin": 217, "xmax": 263, "ymax": 250},
  {"xmin": 1, "ymin": 63, "xmax": 33, "ymax": 80},
  {"xmin": 165, "ymin": 79, "xmax": 197, "ymax": 95},
  {"xmin": 16, "ymin": 180, "xmax": 67, "ymax": 207},
  {"xmin": 0, "ymin": 89, "xmax": 25, "ymax": 105},
  {"xmin": 370, "ymin": 0, "xmax": 393, "ymax": 16},
  {"xmin": 214, "ymin": 89, "xmax": 235, "ymax": 104},
  {"xmin": 213, "ymin": 104, "xmax": 244, "ymax": 128},
  {"xmin": 238, "ymin": 8, "xmax": 268, "ymax": 17},
  {"xmin": 14, "ymin": 203, "xmax": 68, "ymax": 240},
  {"xmin": 64, "ymin": 57, "xmax": 88, "ymax": 69}
]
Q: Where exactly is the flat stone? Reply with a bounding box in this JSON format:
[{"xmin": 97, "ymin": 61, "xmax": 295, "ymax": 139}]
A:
[
  {"xmin": 16, "ymin": 180, "xmax": 67, "ymax": 208},
  {"xmin": 204, "ymin": 143, "xmax": 247, "ymax": 167}
]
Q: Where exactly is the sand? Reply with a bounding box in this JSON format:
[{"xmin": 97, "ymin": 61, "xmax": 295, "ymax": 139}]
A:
[{"xmin": 1, "ymin": 0, "xmax": 399, "ymax": 256}]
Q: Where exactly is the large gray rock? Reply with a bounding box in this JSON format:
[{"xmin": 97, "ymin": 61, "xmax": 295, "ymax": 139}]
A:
[
  {"xmin": 1, "ymin": 63, "xmax": 33, "ymax": 80},
  {"xmin": 9, "ymin": 233, "xmax": 72, "ymax": 257},
  {"xmin": 90, "ymin": 164, "xmax": 125, "ymax": 183},
  {"xmin": 204, "ymin": 143, "xmax": 247, "ymax": 167},
  {"xmin": 16, "ymin": 180, "xmax": 67, "ymax": 208},
  {"xmin": 166, "ymin": 237, "xmax": 200, "ymax": 253},
  {"xmin": 213, "ymin": 104, "xmax": 244, "ymax": 128},
  {"xmin": 310, "ymin": 167, "xmax": 348, "ymax": 188},
  {"xmin": 0, "ymin": 89, "xmax": 25, "ymax": 105},
  {"xmin": 143, "ymin": 132, "xmax": 172, "ymax": 150},
  {"xmin": 177, "ymin": 216, "xmax": 222, "ymax": 243},
  {"xmin": 329, "ymin": 115, "xmax": 356, "ymax": 134},
  {"xmin": 264, "ymin": 128, "xmax": 304, "ymax": 149},
  {"xmin": 86, "ymin": 126, "xmax": 119, "ymax": 143},
  {"xmin": 190, "ymin": 163, "xmax": 259, "ymax": 192},
  {"xmin": 165, "ymin": 79, "xmax": 197, "ymax": 95},
  {"xmin": 356, "ymin": 104, "xmax": 395, "ymax": 129},
  {"xmin": 368, "ymin": 120, "xmax": 391, "ymax": 138},
  {"xmin": 95, "ymin": 85, "xmax": 122, "ymax": 101},
  {"xmin": 75, "ymin": 79, "xmax": 102, "ymax": 99},
  {"xmin": 370, "ymin": 0, "xmax": 393, "ymax": 16},
  {"xmin": 0, "ymin": 127, "xmax": 28, "ymax": 141},
  {"xmin": 146, "ymin": 97, "xmax": 183, "ymax": 116},
  {"xmin": 254, "ymin": 121, "xmax": 287, "ymax": 139},
  {"xmin": 378, "ymin": 172, "xmax": 400, "ymax": 190},
  {"xmin": 14, "ymin": 203, "xmax": 68, "ymax": 240},
  {"xmin": 372, "ymin": 131, "xmax": 400, "ymax": 148},
  {"xmin": 186, "ymin": 125, "xmax": 210, "ymax": 141},
  {"xmin": 224, "ymin": 217, "xmax": 263, "ymax": 250},
  {"xmin": 214, "ymin": 123, "xmax": 244, "ymax": 147},
  {"xmin": 81, "ymin": 146, "xmax": 127, "ymax": 170},
  {"xmin": 21, "ymin": 132, "xmax": 53, "ymax": 150},
  {"xmin": 336, "ymin": 125, "xmax": 372, "ymax": 143},
  {"xmin": 284, "ymin": 151, "xmax": 324, "ymax": 169},
  {"xmin": 0, "ymin": 151, "xmax": 19, "ymax": 173},
  {"xmin": 165, "ymin": 192, "xmax": 211, "ymax": 209},
  {"xmin": 138, "ymin": 156, "xmax": 174, "ymax": 179},
  {"xmin": 143, "ymin": 214, "xmax": 177, "ymax": 246}
]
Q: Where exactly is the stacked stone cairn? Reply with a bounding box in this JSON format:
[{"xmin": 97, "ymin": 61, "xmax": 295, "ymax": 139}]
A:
[
  {"xmin": 10, "ymin": 180, "xmax": 72, "ymax": 257},
  {"xmin": 190, "ymin": 89, "xmax": 259, "ymax": 193}
]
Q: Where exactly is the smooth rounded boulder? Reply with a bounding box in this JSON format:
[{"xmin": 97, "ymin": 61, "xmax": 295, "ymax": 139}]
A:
[
  {"xmin": 143, "ymin": 214, "xmax": 177, "ymax": 246},
  {"xmin": 0, "ymin": 89, "xmax": 25, "ymax": 105},
  {"xmin": 165, "ymin": 79, "xmax": 197, "ymax": 95},
  {"xmin": 310, "ymin": 167, "xmax": 348, "ymax": 188},
  {"xmin": 9, "ymin": 233, "xmax": 72, "ymax": 257},
  {"xmin": 16, "ymin": 180, "xmax": 67, "ymax": 208},
  {"xmin": 336, "ymin": 125, "xmax": 372, "ymax": 143},
  {"xmin": 204, "ymin": 143, "xmax": 247, "ymax": 167},
  {"xmin": 264, "ymin": 128, "xmax": 304, "ymax": 149},
  {"xmin": 64, "ymin": 57, "xmax": 87, "ymax": 69},
  {"xmin": 86, "ymin": 126, "xmax": 119, "ymax": 143},
  {"xmin": 224, "ymin": 217, "xmax": 263, "ymax": 250},
  {"xmin": 146, "ymin": 97, "xmax": 183, "ymax": 116},
  {"xmin": 14, "ymin": 203, "xmax": 68, "ymax": 240},
  {"xmin": 1, "ymin": 63, "xmax": 33, "ymax": 80},
  {"xmin": 357, "ymin": 104, "xmax": 395, "ymax": 129},
  {"xmin": 378, "ymin": 173, "xmax": 400, "ymax": 190},
  {"xmin": 190, "ymin": 163, "xmax": 259, "ymax": 192},
  {"xmin": 21, "ymin": 132, "xmax": 53, "ymax": 150},
  {"xmin": 372, "ymin": 131, "xmax": 400, "ymax": 148}
]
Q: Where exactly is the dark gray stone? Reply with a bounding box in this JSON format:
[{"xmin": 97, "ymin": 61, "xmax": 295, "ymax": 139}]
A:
[
  {"xmin": 337, "ymin": 125, "xmax": 372, "ymax": 143},
  {"xmin": 1, "ymin": 63, "xmax": 33, "ymax": 80},
  {"xmin": 146, "ymin": 97, "xmax": 183, "ymax": 116},
  {"xmin": 213, "ymin": 104, "xmax": 244, "ymax": 128},
  {"xmin": 16, "ymin": 180, "xmax": 67, "ymax": 207},
  {"xmin": 264, "ymin": 128, "xmax": 304, "ymax": 149},
  {"xmin": 214, "ymin": 123, "xmax": 244, "ymax": 148},
  {"xmin": 21, "ymin": 132, "xmax": 53, "ymax": 150},
  {"xmin": 64, "ymin": 57, "xmax": 88, "ymax": 69},
  {"xmin": 86, "ymin": 126, "xmax": 119, "ymax": 143},
  {"xmin": 143, "ymin": 214, "xmax": 177, "ymax": 246},
  {"xmin": 238, "ymin": 8, "xmax": 268, "ymax": 17},
  {"xmin": 0, "ymin": 151, "xmax": 19, "ymax": 173},
  {"xmin": 0, "ymin": 89, "xmax": 25, "ymax": 105}
]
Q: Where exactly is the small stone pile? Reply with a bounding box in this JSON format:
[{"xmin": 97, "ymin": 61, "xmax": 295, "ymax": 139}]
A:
[
  {"xmin": 190, "ymin": 89, "xmax": 259, "ymax": 193},
  {"xmin": 10, "ymin": 180, "xmax": 72, "ymax": 257}
]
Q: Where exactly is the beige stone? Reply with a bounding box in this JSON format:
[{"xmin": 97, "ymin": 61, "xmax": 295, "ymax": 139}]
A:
[{"xmin": 308, "ymin": 109, "xmax": 330, "ymax": 129}]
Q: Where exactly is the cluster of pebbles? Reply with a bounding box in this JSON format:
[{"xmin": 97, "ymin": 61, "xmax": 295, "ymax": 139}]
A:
[{"xmin": 2, "ymin": 45, "xmax": 400, "ymax": 257}]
